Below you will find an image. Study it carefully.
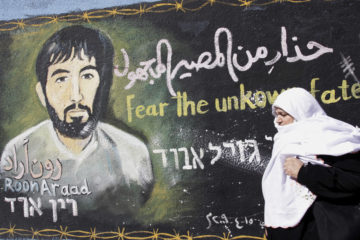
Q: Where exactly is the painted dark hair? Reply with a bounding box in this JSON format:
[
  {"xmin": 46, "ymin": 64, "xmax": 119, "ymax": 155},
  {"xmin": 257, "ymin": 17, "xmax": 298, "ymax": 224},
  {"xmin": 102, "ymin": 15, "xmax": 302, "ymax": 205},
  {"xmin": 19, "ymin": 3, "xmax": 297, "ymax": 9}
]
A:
[
  {"xmin": 35, "ymin": 25, "xmax": 114, "ymax": 138},
  {"xmin": 36, "ymin": 25, "xmax": 114, "ymax": 114}
]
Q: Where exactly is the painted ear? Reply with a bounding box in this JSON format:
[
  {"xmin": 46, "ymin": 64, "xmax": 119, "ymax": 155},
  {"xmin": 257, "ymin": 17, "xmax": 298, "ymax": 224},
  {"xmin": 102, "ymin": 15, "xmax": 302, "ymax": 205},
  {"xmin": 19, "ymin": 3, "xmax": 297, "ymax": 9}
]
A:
[{"xmin": 36, "ymin": 82, "xmax": 46, "ymax": 107}]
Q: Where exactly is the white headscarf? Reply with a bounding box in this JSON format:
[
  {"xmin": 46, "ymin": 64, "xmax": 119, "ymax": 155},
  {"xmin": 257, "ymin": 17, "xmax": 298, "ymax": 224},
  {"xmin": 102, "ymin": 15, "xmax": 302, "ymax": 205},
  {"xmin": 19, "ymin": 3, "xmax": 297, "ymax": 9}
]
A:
[{"xmin": 262, "ymin": 88, "xmax": 360, "ymax": 228}]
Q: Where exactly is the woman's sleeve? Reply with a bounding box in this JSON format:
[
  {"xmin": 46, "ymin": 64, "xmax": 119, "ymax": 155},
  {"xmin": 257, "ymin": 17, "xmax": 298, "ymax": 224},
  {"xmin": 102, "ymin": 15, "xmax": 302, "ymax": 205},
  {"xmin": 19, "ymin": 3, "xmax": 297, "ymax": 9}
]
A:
[{"xmin": 297, "ymin": 157, "xmax": 360, "ymax": 199}]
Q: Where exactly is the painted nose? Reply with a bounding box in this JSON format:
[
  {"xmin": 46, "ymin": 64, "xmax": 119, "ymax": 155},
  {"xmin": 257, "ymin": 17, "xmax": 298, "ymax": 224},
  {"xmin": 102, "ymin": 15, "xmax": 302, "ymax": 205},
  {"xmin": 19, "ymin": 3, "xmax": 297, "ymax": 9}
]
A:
[{"xmin": 70, "ymin": 77, "xmax": 83, "ymax": 103}]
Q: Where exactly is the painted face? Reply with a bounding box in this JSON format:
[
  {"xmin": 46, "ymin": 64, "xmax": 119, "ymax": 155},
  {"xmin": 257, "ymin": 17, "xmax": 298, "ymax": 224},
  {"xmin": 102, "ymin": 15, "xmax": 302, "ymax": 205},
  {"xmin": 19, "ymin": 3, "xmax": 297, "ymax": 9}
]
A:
[
  {"xmin": 45, "ymin": 48, "xmax": 100, "ymax": 138},
  {"xmin": 46, "ymin": 49, "xmax": 99, "ymax": 123},
  {"xmin": 274, "ymin": 107, "xmax": 295, "ymax": 126}
]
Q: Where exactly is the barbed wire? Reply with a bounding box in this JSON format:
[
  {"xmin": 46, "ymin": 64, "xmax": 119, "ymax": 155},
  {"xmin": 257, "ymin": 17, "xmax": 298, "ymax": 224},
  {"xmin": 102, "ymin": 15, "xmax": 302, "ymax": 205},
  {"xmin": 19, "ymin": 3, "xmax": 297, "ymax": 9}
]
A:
[
  {"xmin": 0, "ymin": 225, "xmax": 266, "ymax": 240},
  {"xmin": 0, "ymin": 0, "xmax": 313, "ymax": 32}
]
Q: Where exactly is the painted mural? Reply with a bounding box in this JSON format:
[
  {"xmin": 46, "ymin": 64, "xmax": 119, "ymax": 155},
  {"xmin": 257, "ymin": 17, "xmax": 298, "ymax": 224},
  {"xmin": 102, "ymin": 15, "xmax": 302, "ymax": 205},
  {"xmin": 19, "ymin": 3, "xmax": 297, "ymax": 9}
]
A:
[{"xmin": 0, "ymin": 0, "xmax": 359, "ymax": 239}]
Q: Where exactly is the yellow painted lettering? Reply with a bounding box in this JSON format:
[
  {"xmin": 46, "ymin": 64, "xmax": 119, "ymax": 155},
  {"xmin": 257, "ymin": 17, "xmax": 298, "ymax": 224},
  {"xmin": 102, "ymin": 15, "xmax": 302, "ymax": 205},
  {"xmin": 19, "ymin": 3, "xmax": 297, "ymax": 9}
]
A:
[
  {"xmin": 240, "ymin": 84, "xmax": 256, "ymax": 110},
  {"xmin": 215, "ymin": 98, "xmax": 227, "ymax": 112},
  {"xmin": 227, "ymin": 96, "xmax": 239, "ymax": 111},
  {"xmin": 321, "ymin": 90, "xmax": 341, "ymax": 104},
  {"xmin": 145, "ymin": 105, "xmax": 159, "ymax": 116},
  {"xmin": 197, "ymin": 100, "xmax": 209, "ymax": 114},
  {"xmin": 310, "ymin": 78, "xmax": 320, "ymax": 98},
  {"xmin": 135, "ymin": 105, "xmax": 146, "ymax": 119},
  {"xmin": 265, "ymin": 90, "xmax": 280, "ymax": 104},
  {"xmin": 351, "ymin": 83, "xmax": 360, "ymax": 99},
  {"xmin": 126, "ymin": 94, "xmax": 135, "ymax": 123},
  {"xmin": 182, "ymin": 92, "xmax": 196, "ymax": 116},
  {"xmin": 171, "ymin": 91, "xmax": 183, "ymax": 117},
  {"xmin": 159, "ymin": 102, "xmax": 169, "ymax": 116},
  {"xmin": 338, "ymin": 80, "xmax": 351, "ymax": 101}
]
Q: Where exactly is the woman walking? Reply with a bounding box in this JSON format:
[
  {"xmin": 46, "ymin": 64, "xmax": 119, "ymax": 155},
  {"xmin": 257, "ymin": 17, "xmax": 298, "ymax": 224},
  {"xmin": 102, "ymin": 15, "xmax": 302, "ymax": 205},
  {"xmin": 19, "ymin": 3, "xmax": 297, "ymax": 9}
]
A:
[{"xmin": 262, "ymin": 88, "xmax": 360, "ymax": 240}]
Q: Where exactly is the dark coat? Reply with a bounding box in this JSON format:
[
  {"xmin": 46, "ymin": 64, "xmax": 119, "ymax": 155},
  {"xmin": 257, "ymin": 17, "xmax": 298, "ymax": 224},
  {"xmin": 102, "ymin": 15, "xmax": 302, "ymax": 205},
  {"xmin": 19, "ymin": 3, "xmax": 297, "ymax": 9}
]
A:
[
  {"xmin": 266, "ymin": 152, "xmax": 360, "ymax": 240},
  {"xmin": 297, "ymin": 152, "xmax": 360, "ymax": 240}
]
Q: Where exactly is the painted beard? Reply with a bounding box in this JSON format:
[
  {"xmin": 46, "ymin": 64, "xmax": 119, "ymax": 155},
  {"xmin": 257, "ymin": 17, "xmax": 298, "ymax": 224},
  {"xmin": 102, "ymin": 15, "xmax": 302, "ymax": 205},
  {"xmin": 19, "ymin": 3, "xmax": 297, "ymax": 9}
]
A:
[{"xmin": 46, "ymin": 102, "xmax": 99, "ymax": 139}]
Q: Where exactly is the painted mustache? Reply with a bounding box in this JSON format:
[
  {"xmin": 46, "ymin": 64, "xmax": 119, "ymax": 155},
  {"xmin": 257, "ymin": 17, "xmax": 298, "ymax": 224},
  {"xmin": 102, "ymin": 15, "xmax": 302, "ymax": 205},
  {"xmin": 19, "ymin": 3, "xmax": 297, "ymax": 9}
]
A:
[{"xmin": 64, "ymin": 104, "xmax": 91, "ymax": 121}]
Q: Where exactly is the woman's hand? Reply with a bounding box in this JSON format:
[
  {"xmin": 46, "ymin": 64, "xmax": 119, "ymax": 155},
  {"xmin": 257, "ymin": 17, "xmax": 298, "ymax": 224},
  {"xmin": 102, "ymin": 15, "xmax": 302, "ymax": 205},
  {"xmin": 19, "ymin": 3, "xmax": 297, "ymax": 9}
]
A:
[{"xmin": 284, "ymin": 157, "xmax": 304, "ymax": 179}]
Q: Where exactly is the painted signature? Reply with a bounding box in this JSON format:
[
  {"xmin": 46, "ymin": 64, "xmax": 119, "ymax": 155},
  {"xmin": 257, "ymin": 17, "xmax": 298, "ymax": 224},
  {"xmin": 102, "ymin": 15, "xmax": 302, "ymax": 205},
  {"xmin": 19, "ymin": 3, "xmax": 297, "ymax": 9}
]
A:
[{"xmin": 206, "ymin": 212, "xmax": 264, "ymax": 236}]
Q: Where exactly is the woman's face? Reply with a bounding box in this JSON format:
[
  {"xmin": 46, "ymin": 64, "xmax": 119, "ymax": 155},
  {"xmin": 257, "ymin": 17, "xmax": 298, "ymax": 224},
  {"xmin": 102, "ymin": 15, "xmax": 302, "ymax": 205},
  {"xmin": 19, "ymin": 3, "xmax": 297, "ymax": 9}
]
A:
[{"xmin": 274, "ymin": 107, "xmax": 295, "ymax": 126}]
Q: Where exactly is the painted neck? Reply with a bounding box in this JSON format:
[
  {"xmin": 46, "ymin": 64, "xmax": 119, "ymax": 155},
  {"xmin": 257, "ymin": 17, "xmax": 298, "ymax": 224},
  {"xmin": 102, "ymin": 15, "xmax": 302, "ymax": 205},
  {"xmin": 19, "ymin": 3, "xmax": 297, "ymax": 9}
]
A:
[{"xmin": 56, "ymin": 130, "xmax": 92, "ymax": 154}]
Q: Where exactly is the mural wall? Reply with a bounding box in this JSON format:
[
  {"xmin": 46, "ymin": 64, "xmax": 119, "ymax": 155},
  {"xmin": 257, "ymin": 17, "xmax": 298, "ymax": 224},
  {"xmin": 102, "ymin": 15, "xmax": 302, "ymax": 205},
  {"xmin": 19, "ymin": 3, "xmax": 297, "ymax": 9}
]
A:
[{"xmin": 0, "ymin": 0, "xmax": 359, "ymax": 238}]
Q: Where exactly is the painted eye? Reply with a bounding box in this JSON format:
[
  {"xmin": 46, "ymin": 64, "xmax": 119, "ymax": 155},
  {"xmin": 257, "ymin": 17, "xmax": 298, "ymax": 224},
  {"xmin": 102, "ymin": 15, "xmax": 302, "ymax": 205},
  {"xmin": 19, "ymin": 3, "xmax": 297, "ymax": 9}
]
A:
[
  {"xmin": 55, "ymin": 76, "xmax": 67, "ymax": 83},
  {"xmin": 82, "ymin": 73, "xmax": 94, "ymax": 80}
]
